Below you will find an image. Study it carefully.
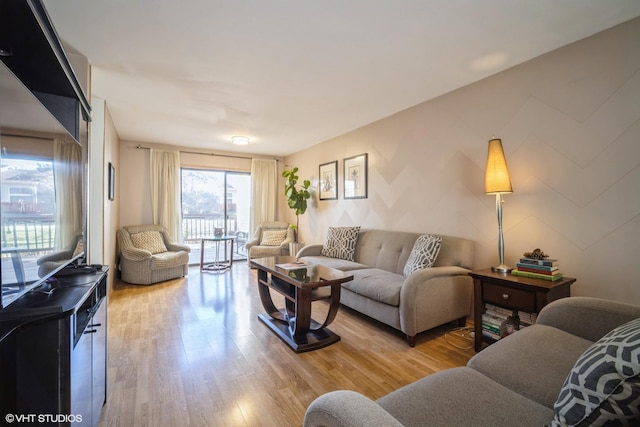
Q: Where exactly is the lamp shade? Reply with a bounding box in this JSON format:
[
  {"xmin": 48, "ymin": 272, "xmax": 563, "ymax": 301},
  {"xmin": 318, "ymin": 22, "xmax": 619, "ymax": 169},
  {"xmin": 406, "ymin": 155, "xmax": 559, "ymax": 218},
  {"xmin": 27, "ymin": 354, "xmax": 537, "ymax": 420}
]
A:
[{"xmin": 485, "ymin": 137, "xmax": 512, "ymax": 194}]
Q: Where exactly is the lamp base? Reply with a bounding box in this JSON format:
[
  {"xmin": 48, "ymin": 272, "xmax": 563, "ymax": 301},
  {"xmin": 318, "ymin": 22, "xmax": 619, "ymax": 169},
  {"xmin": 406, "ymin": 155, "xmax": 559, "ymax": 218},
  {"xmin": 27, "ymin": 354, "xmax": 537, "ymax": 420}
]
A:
[{"xmin": 491, "ymin": 264, "xmax": 512, "ymax": 274}]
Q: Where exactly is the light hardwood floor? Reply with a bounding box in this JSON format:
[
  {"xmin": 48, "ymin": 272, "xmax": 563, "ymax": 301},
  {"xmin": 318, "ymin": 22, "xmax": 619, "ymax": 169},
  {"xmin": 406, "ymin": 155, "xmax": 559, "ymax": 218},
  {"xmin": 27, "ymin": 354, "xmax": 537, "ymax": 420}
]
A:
[{"xmin": 99, "ymin": 262, "xmax": 475, "ymax": 426}]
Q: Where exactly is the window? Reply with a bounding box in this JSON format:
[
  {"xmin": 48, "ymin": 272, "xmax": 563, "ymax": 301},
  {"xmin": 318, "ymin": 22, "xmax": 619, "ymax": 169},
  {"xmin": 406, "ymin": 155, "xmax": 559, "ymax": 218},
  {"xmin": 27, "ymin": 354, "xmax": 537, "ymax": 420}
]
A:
[{"xmin": 181, "ymin": 168, "xmax": 251, "ymax": 261}]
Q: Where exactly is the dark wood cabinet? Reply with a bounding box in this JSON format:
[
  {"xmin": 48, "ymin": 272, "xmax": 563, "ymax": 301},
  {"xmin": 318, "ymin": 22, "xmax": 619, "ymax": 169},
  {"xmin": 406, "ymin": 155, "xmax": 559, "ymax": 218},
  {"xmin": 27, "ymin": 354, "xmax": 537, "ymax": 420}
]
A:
[
  {"xmin": 0, "ymin": 270, "xmax": 108, "ymax": 426},
  {"xmin": 470, "ymin": 268, "xmax": 576, "ymax": 352}
]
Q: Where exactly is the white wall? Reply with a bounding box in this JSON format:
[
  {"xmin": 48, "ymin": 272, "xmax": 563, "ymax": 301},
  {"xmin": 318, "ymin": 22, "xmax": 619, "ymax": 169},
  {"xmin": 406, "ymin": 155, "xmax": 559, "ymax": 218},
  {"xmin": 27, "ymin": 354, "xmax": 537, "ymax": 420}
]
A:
[
  {"xmin": 88, "ymin": 97, "xmax": 120, "ymax": 293},
  {"xmin": 282, "ymin": 17, "xmax": 640, "ymax": 305}
]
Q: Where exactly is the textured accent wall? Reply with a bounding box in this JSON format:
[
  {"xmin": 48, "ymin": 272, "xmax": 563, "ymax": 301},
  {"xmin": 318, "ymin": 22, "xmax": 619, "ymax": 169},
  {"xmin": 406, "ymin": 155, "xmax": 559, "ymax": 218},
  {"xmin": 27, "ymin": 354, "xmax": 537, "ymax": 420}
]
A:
[{"xmin": 283, "ymin": 17, "xmax": 640, "ymax": 305}]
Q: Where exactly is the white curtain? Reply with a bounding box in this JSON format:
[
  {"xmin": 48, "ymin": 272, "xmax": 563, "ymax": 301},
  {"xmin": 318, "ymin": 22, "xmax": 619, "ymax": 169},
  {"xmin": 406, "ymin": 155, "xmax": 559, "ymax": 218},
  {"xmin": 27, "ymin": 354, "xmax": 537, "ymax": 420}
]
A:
[
  {"xmin": 53, "ymin": 139, "xmax": 83, "ymax": 251},
  {"xmin": 250, "ymin": 158, "xmax": 277, "ymax": 238},
  {"xmin": 150, "ymin": 149, "xmax": 182, "ymax": 241}
]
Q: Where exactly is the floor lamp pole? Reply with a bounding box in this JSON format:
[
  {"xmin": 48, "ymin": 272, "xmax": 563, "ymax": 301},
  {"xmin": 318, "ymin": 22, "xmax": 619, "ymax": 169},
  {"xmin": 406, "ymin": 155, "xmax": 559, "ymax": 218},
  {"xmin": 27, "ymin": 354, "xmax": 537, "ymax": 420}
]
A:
[{"xmin": 493, "ymin": 193, "xmax": 511, "ymax": 273}]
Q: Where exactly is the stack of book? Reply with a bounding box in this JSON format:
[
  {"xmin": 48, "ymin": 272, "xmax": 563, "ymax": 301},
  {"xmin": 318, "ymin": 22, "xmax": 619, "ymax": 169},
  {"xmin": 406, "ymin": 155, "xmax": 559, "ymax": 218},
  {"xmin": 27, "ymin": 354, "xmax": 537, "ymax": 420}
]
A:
[
  {"xmin": 512, "ymin": 257, "xmax": 563, "ymax": 281},
  {"xmin": 481, "ymin": 304, "xmax": 537, "ymax": 341}
]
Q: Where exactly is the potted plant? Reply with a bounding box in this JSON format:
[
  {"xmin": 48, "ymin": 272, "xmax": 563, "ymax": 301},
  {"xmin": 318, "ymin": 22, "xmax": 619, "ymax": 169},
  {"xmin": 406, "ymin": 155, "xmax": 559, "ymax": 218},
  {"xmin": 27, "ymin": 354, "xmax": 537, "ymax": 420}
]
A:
[{"xmin": 282, "ymin": 166, "xmax": 311, "ymax": 256}]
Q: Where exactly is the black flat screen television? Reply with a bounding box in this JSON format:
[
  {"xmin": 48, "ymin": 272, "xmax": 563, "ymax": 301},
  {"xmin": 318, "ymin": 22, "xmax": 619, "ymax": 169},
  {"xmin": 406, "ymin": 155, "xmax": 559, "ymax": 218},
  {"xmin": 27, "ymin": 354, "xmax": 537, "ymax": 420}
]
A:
[{"xmin": 0, "ymin": 0, "xmax": 90, "ymax": 310}]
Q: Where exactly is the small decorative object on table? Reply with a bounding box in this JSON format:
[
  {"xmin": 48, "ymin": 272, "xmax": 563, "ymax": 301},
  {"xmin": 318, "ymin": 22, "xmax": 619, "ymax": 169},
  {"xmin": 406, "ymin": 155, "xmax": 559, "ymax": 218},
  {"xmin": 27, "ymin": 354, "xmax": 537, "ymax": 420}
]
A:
[
  {"xmin": 214, "ymin": 227, "xmax": 224, "ymax": 237},
  {"xmin": 512, "ymin": 248, "xmax": 563, "ymax": 281}
]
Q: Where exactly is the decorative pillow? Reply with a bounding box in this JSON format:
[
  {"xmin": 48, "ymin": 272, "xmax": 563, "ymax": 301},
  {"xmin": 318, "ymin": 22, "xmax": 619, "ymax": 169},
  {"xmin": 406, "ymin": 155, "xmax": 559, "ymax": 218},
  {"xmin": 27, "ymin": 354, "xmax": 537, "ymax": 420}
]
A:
[
  {"xmin": 260, "ymin": 229, "xmax": 288, "ymax": 246},
  {"xmin": 130, "ymin": 230, "xmax": 168, "ymax": 254},
  {"xmin": 321, "ymin": 226, "xmax": 361, "ymax": 261},
  {"xmin": 551, "ymin": 317, "xmax": 640, "ymax": 427},
  {"xmin": 403, "ymin": 234, "xmax": 442, "ymax": 277}
]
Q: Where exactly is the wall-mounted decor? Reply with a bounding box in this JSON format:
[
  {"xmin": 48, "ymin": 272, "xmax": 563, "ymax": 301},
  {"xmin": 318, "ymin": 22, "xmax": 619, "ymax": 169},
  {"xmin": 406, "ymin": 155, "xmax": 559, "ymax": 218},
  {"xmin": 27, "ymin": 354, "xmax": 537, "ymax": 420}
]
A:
[
  {"xmin": 343, "ymin": 153, "xmax": 367, "ymax": 199},
  {"xmin": 108, "ymin": 162, "xmax": 115, "ymax": 201},
  {"xmin": 319, "ymin": 160, "xmax": 338, "ymax": 200}
]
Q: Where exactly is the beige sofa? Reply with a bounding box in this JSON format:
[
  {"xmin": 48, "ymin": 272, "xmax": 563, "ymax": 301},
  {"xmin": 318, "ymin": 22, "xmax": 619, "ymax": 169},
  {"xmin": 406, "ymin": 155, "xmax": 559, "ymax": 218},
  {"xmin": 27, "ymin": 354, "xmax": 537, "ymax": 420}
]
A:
[
  {"xmin": 297, "ymin": 229, "xmax": 475, "ymax": 346},
  {"xmin": 304, "ymin": 297, "xmax": 640, "ymax": 426}
]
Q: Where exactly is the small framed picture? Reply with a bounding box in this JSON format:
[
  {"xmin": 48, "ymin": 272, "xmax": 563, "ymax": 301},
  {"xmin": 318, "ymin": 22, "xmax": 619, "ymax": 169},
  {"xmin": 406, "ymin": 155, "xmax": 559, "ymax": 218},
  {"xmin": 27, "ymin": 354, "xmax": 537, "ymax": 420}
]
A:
[
  {"xmin": 108, "ymin": 162, "xmax": 115, "ymax": 201},
  {"xmin": 343, "ymin": 153, "xmax": 367, "ymax": 199},
  {"xmin": 319, "ymin": 160, "xmax": 338, "ymax": 200}
]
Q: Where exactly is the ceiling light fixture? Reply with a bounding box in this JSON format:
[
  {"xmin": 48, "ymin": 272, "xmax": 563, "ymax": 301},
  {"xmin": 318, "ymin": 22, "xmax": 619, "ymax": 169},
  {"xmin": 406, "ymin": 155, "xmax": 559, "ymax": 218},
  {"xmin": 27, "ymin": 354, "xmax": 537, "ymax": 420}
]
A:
[{"xmin": 231, "ymin": 136, "xmax": 250, "ymax": 145}]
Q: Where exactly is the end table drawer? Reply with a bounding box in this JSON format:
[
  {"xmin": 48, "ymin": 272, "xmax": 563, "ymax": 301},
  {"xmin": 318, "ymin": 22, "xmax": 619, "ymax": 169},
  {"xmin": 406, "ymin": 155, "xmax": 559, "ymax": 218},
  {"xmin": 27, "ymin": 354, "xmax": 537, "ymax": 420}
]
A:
[{"xmin": 483, "ymin": 283, "xmax": 535, "ymax": 312}]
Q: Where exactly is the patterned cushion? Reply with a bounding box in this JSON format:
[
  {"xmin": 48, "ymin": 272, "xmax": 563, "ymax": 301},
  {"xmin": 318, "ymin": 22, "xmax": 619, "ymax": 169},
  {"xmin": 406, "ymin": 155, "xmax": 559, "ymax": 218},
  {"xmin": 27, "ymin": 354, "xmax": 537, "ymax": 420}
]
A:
[
  {"xmin": 260, "ymin": 229, "xmax": 288, "ymax": 246},
  {"xmin": 403, "ymin": 234, "xmax": 442, "ymax": 277},
  {"xmin": 551, "ymin": 317, "xmax": 640, "ymax": 426},
  {"xmin": 321, "ymin": 226, "xmax": 361, "ymax": 261},
  {"xmin": 130, "ymin": 231, "xmax": 168, "ymax": 254}
]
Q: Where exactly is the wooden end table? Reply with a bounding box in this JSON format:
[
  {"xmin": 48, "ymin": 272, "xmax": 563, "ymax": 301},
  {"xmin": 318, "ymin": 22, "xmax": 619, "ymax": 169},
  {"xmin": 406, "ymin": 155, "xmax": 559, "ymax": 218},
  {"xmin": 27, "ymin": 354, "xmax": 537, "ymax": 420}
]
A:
[
  {"xmin": 470, "ymin": 268, "xmax": 576, "ymax": 352},
  {"xmin": 251, "ymin": 256, "xmax": 353, "ymax": 353}
]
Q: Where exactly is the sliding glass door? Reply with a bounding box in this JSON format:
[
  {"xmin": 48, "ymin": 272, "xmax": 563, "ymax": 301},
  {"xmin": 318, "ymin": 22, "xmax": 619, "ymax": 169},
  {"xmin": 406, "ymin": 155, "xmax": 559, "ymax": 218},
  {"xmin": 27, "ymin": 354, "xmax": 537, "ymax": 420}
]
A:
[{"xmin": 181, "ymin": 168, "xmax": 251, "ymax": 263}]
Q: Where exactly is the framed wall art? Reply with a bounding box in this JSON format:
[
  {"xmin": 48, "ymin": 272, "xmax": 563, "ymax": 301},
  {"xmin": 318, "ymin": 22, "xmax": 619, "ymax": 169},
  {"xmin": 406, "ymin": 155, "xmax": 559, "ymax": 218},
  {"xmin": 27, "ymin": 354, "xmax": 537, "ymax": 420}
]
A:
[
  {"xmin": 319, "ymin": 160, "xmax": 338, "ymax": 200},
  {"xmin": 343, "ymin": 153, "xmax": 367, "ymax": 199},
  {"xmin": 108, "ymin": 162, "xmax": 116, "ymax": 201}
]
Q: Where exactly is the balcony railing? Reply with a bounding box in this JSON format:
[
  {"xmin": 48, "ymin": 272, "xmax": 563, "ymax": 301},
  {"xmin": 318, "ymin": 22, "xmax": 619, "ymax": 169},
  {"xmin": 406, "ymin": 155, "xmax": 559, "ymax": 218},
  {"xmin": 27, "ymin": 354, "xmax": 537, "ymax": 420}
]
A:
[{"xmin": 1, "ymin": 213, "xmax": 55, "ymax": 254}]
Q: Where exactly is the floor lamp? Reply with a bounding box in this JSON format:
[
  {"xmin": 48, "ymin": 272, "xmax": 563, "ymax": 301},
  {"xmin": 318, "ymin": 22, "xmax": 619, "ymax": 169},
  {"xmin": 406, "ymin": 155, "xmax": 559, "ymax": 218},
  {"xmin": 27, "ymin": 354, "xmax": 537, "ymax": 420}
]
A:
[{"xmin": 485, "ymin": 137, "xmax": 513, "ymax": 273}]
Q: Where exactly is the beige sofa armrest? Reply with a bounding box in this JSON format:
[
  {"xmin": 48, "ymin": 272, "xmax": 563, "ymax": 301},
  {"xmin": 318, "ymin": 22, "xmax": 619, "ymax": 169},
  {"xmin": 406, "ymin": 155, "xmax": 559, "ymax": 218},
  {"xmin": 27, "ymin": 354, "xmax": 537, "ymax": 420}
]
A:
[
  {"xmin": 120, "ymin": 246, "xmax": 153, "ymax": 262},
  {"xmin": 279, "ymin": 234, "xmax": 295, "ymax": 250},
  {"xmin": 165, "ymin": 242, "xmax": 191, "ymax": 253},
  {"xmin": 399, "ymin": 266, "xmax": 473, "ymax": 337},
  {"xmin": 245, "ymin": 237, "xmax": 259, "ymax": 250},
  {"xmin": 303, "ymin": 390, "xmax": 403, "ymax": 427},
  {"xmin": 37, "ymin": 249, "xmax": 74, "ymax": 265},
  {"xmin": 536, "ymin": 296, "xmax": 640, "ymax": 342},
  {"xmin": 297, "ymin": 244, "xmax": 323, "ymax": 257}
]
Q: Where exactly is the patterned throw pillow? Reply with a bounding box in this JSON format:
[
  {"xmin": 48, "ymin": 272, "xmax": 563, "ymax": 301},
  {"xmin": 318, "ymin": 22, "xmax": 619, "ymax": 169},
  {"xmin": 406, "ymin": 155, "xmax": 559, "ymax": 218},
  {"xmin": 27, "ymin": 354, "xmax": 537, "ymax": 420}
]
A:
[
  {"xmin": 260, "ymin": 229, "xmax": 288, "ymax": 246},
  {"xmin": 130, "ymin": 231, "xmax": 168, "ymax": 254},
  {"xmin": 551, "ymin": 317, "xmax": 640, "ymax": 426},
  {"xmin": 321, "ymin": 226, "xmax": 361, "ymax": 261},
  {"xmin": 403, "ymin": 234, "xmax": 442, "ymax": 277}
]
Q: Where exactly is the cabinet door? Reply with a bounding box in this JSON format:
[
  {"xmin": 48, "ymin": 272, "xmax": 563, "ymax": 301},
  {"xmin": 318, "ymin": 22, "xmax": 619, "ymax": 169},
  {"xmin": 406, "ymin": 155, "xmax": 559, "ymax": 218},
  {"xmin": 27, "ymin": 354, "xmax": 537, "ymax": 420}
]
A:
[
  {"xmin": 92, "ymin": 299, "xmax": 107, "ymax": 420},
  {"xmin": 71, "ymin": 324, "xmax": 92, "ymax": 426}
]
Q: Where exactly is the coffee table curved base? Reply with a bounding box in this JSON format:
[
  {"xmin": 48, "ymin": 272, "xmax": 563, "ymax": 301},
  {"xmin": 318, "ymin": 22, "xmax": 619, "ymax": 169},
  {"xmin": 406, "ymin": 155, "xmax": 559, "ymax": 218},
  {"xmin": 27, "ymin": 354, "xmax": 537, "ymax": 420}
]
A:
[{"xmin": 258, "ymin": 313, "xmax": 340, "ymax": 353}]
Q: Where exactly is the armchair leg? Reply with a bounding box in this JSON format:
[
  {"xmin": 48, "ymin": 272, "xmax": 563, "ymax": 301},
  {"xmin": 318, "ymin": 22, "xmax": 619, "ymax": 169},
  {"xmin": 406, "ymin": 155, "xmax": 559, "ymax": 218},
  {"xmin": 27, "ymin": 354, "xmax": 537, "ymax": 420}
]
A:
[
  {"xmin": 406, "ymin": 334, "xmax": 416, "ymax": 347},
  {"xmin": 456, "ymin": 316, "xmax": 466, "ymax": 327}
]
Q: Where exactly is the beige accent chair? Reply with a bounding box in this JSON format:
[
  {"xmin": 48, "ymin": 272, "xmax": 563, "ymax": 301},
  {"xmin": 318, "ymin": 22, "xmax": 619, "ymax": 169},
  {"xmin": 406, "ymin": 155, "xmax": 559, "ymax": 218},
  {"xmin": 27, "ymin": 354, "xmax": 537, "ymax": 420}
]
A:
[
  {"xmin": 245, "ymin": 221, "xmax": 294, "ymax": 263},
  {"xmin": 37, "ymin": 234, "xmax": 84, "ymax": 277},
  {"xmin": 117, "ymin": 224, "xmax": 191, "ymax": 285}
]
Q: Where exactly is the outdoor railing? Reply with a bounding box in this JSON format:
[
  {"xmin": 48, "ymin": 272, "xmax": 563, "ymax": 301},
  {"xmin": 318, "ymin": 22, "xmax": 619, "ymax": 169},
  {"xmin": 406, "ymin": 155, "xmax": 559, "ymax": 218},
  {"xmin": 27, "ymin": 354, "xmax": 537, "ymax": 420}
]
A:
[{"xmin": 1, "ymin": 213, "xmax": 55, "ymax": 254}]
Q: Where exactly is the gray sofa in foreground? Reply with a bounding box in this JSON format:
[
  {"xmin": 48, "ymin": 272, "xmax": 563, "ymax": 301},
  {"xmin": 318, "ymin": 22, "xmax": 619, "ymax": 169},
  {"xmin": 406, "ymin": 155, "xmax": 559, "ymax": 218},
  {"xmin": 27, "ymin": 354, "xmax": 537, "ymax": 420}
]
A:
[
  {"xmin": 304, "ymin": 297, "xmax": 640, "ymax": 427},
  {"xmin": 297, "ymin": 229, "xmax": 475, "ymax": 346}
]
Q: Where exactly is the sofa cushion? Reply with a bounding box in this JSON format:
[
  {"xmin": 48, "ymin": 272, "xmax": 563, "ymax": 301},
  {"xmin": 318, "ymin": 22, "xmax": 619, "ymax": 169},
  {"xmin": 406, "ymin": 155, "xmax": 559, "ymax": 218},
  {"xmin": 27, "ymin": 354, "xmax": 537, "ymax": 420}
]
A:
[
  {"xmin": 402, "ymin": 234, "xmax": 442, "ymax": 277},
  {"xmin": 377, "ymin": 367, "xmax": 554, "ymax": 427},
  {"xmin": 321, "ymin": 226, "xmax": 360, "ymax": 261},
  {"xmin": 300, "ymin": 255, "xmax": 368, "ymax": 272},
  {"xmin": 342, "ymin": 268, "xmax": 404, "ymax": 306},
  {"xmin": 468, "ymin": 324, "xmax": 593, "ymax": 408},
  {"xmin": 551, "ymin": 317, "xmax": 640, "ymax": 426},
  {"xmin": 150, "ymin": 250, "xmax": 189, "ymax": 269},
  {"xmin": 260, "ymin": 229, "xmax": 288, "ymax": 246},
  {"xmin": 131, "ymin": 230, "xmax": 168, "ymax": 254}
]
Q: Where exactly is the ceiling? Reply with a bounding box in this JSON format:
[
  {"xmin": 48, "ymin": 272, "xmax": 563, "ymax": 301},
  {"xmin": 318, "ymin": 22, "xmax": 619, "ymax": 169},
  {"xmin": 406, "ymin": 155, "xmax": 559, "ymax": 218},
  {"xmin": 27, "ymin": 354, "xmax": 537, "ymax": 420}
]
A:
[{"xmin": 42, "ymin": 0, "xmax": 640, "ymax": 157}]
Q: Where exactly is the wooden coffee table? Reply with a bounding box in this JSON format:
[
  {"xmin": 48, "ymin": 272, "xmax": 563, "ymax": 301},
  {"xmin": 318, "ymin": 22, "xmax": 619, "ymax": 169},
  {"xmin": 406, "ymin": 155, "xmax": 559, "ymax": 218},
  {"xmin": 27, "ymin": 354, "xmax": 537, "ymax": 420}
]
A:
[{"xmin": 251, "ymin": 256, "xmax": 353, "ymax": 353}]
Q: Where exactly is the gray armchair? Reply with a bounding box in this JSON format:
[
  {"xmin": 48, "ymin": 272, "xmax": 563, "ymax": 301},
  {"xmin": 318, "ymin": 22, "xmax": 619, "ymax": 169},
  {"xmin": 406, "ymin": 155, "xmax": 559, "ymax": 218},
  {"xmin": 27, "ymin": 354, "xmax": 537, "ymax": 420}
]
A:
[
  {"xmin": 117, "ymin": 224, "xmax": 191, "ymax": 285},
  {"xmin": 245, "ymin": 221, "xmax": 294, "ymax": 263}
]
